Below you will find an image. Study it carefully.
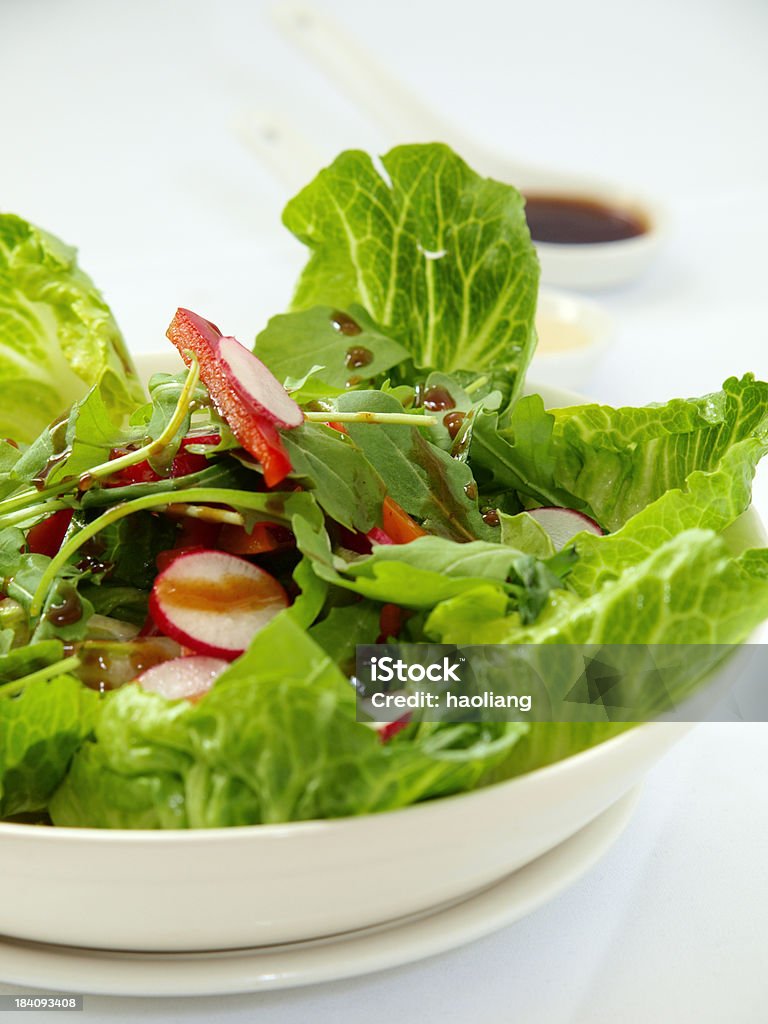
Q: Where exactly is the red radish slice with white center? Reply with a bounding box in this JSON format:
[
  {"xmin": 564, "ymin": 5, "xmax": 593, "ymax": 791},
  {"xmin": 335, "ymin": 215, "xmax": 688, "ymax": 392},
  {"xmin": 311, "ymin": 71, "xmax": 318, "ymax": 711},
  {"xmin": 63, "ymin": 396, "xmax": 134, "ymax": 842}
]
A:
[
  {"xmin": 167, "ymin": 308, "xmax": 299, "ymax": 487},
  {"xmin": 527, "ymin": 507, "xmax": 603, "ymax": 550},
  {"xmin": 216, "ymin": 335, "xmax": 303, "ymax": 429},
  {"xmin": 137, "ymin": 656, "xmax": 229, "ymax": 702},
  {"xmin": 149, "ymin": 549, "xmax": 288, "ymax": 660}
]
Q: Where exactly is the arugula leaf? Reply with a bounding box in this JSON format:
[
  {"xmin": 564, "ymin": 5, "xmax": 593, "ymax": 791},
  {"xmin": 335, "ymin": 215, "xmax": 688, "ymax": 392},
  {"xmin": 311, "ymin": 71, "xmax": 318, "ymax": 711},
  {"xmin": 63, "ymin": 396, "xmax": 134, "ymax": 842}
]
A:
[
  {"xmin": 0, "ymin": 673, "xmax": 99, "ymax": 817},
  {"xmin": 336, "ymin": 390, "xmax": 493, "ymax": 541},
  {"xmin": 94, "ymin": 512, "xmax": 178, "ymax": 590},
  {"xmin": 0, "ymin": 214, "xmax": 144, "ymax": 442},
  {"xmin": 254, "ymin": 304, "xmax": 409, "ymax": 391},
  {"xmin": 283, "ymin": 143, "xmax": 539, "ymax": 391},
  {"xmin": 294, "ymin": 519, "xmax": 566, "ymax": 624},
  {"xmin": 79, "ymin": 584, "xmax": 149, "ymax": 626},
  {"xmin": 46, "ymin": 382, "xmax": 132, "ymax": 484},
  {"xmin": 282, "ymin": 422, "xmax": 386, "ymax": 532},
  {"xmin": 0, "ymin": 527, "xmax": 26, "ymax": 578}
]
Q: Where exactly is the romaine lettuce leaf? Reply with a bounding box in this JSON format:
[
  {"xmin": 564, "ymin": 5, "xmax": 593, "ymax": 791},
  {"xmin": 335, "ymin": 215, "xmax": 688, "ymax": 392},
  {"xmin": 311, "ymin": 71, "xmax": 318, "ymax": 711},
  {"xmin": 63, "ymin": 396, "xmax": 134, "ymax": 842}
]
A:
[
  {"xmin": 472, "ymin": 375, "xmax": 768, "ymax": 531},
  {"xmin": 566, "ymin": 436, "xmax": 768, "ymax": 595},
  {"xmin": 0, "ymin": 214, "xmax": 144, "ymax": 442},
  {"xmin": 282, "ymin": 144, "xmax": 539, "ymax": 392},
  {"xmin": 427, "ymin": 530, "xmax": 768, "ymax": 646},
  {"xmin": 0, "ymin": 673, "xmax": 99, "ymax": 817}
]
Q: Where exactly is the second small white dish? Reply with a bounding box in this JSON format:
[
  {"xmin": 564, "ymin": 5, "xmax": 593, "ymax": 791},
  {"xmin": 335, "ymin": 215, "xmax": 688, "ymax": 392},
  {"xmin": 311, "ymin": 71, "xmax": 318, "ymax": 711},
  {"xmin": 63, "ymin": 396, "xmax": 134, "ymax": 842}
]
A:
[{"xmin": 531, "ymin": 288, "xmax": 615, "ymax": 391}]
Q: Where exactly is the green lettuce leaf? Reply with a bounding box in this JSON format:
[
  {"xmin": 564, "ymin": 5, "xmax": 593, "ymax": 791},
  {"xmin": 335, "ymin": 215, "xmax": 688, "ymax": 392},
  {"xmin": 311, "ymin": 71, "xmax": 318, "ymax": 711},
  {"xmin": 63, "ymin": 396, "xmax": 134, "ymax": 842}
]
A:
[
  {"xmin": 50, "ymin": 616, "xmax": 528, "ymax": 828},
  {"xmin": 427, "ymin": 530, "xmax": 768, "ymax": 646},
  {"xmin": 566, "ymin": 436, "xmax": 768, "ymax": 596},
  {"xmin": 0, "ymin": 214, "xmax": 144, "ymax": 441},
  {"xmin": 283, "ymin": 143, "xmax": 539, "ymax": 391},
  {"xmin": 0, "ymin": 673, "xmax": 99, "ymax": 817},
  {"xmin": 472, "ymin": 375, "xmax": 768, "ymax": 531}
]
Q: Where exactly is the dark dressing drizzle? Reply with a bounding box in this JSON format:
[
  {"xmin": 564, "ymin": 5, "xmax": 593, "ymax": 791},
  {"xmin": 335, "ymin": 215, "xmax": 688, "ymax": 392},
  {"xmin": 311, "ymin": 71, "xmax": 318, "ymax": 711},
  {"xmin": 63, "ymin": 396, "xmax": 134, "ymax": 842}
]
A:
[
  {"xmin": 47, "ymin": 584, "xmax": 83, "ymax": 627},
  {"xmin": 344, "ymin": 346, "xmax": 374, "ymax": 369},
  {"xmin": 330, "ymin": 310, "xmax": 362, "ymax": 336},
  {"xmin": 443, "ymin": 410, "xmax": 465, "ymax": 439},
  {"xmin": 423, "ymin": 386, "xmax": 456, "ymax": 412}
]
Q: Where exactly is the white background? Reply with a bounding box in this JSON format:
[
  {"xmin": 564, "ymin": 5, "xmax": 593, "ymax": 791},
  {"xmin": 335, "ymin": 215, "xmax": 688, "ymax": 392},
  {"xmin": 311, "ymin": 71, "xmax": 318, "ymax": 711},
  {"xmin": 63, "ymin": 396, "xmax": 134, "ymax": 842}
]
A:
[{"xmin": 1, "ymin": 0, "xmax": 767, "ymax": 1020}]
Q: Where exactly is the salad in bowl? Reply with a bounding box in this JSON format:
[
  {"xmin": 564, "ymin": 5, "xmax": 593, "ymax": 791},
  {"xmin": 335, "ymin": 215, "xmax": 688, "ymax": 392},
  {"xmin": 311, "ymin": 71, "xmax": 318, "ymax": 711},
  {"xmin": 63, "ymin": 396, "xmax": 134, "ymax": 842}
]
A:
[{"xmin": 1, "ymin": 143, "xmax": 767, "ymax": 833}]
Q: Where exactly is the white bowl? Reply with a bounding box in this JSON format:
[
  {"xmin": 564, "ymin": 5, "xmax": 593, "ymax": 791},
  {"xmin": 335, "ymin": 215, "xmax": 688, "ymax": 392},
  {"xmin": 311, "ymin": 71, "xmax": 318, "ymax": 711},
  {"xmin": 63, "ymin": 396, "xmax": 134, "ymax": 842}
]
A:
[
  {"xmin": 0, "ymin": 723, "xmax": 689, "ymax": 952},
  {"xmin": 0, "ymin": 374, "xmax": 756, "ymax": 953}
]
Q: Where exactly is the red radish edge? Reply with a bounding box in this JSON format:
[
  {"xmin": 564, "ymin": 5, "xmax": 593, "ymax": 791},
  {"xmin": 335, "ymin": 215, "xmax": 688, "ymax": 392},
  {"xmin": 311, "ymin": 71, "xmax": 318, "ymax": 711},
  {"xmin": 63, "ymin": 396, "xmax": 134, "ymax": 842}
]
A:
[
  {"xmin": 149, "ymin": 548, "xmax": 288, "ymax": 660},
  {"xmin": 367, "ymin": 526, "xmax": 395, "ymax": 546},
  {"xmin": 527, "ymin": 506, "xmax": 603, "ymax": 551},
  {"xmin": 167, "ymin": 309, "xmax": 296, "ymax": 487}
]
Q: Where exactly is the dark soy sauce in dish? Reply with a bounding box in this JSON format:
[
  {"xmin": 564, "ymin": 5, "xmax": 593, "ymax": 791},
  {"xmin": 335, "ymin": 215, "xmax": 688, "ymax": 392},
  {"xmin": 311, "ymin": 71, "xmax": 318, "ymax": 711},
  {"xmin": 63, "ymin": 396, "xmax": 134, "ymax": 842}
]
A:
[{"xmin": 524, "ymin": 194, "xmax": 648, "ymax": 245}]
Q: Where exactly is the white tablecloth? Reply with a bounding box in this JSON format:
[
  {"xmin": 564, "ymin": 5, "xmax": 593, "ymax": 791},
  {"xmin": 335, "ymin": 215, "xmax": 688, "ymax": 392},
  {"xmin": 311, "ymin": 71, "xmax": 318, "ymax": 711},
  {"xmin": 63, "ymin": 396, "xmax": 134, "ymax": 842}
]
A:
[{"xmin": 1, "ymin": 0, "xmax": 766, "ymax": 1020}]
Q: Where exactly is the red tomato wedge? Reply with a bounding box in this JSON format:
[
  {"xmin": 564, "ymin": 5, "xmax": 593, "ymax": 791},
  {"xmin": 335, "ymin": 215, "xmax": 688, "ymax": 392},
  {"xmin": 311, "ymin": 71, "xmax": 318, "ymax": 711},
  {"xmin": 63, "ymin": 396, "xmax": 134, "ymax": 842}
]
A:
[
  {"xmin": 107, "ymin": 434, "xmax": 220, "ymax": 487},
  {"xmin": 26, "ymin": 509, "xmax": 74, "ymax": 557},
  {"xmin": 167, "ymin": 309, "xmax": 301, "ymax": 487},
  {"xmin": 219, "ymin": 522, "xmax": 294, "ymax": 556},
  {"xmin": 381, "ymin": 497, "xmax": 428, "ymax": 544}
]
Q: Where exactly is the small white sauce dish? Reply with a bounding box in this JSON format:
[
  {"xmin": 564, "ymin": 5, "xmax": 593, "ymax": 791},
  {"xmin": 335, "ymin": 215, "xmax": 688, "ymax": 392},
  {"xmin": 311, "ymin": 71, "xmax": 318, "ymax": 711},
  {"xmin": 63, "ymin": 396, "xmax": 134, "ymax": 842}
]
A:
[{"xmin": 531, "ymin": 287, "xmax": 615, "ymax": 391}]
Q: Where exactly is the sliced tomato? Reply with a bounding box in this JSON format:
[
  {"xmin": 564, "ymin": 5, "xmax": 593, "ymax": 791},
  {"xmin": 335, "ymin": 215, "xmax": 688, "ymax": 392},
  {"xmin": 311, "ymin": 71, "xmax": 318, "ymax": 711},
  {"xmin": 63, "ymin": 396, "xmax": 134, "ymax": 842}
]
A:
[
  {"xmin": 107, "ymin": 434, "xmax": 220, "ymax": 488},
  {"xmin": 381, "ymin": 497, "xmax": 427, "ymax": 544},
  {"xmin": 166, "ymin": 308, "xmax": 295, "ymax": 487},
  {"xmin": 378, "ymin": 602, "xmax": 403, "ymax": 641},
  {"xmin": 219, "ymin": 522, "xmax": 294, "ymax": 556},
  {"xmin": 26, "ymin": 509, "xmax": 74, "ymax": 557}
]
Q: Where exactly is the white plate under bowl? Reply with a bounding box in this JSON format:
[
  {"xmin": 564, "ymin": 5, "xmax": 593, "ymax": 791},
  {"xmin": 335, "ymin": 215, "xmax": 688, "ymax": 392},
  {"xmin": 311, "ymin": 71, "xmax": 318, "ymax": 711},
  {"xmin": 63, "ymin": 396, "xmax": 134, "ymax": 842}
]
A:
[{"xmin": 0, "ymin": 788, "xmax": 639, "ymax": 997}]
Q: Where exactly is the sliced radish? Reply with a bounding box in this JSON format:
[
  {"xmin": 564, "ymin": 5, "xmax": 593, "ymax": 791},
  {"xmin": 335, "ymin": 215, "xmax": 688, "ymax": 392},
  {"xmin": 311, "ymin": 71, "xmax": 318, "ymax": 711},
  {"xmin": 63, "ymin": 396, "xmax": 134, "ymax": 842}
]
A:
[
  {"xmin": 137, "ymin": 655, "xmax": 228, "ymax": 702},
  {"xmin": 527, "ymin": 506, "xmax": 604, "ymax": 550},
  {"xmin": 149, "ymin": 549, "xmax": 288, "ymax": 660},
  {"xmin": 366, "ymin": 525, "xmax": 395, "ymax": 546},
  {"xmin": 217, "ymin": 335, "xmax": 303, "ymax": 429},
  {"xmin": 167, "ymin": 308, "xmax": 300, "ymax": 487}
]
